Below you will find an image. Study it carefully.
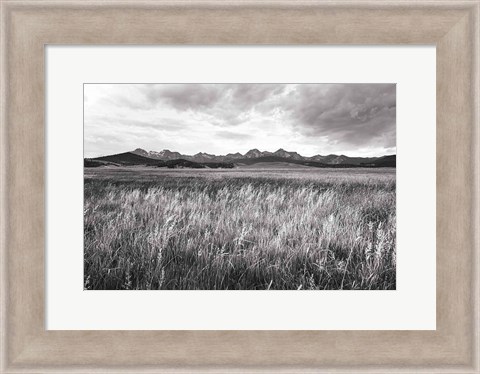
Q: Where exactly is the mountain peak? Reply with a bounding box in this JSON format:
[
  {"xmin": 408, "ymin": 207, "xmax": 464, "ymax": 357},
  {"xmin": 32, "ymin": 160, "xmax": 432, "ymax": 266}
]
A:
[
  {"xmin": 244, "ymin": 149, "xmax": 263, "ymax": 158},
  {"xmin": 272, "ymin": 148, "xmax": 304, "ymax": 160},
  {"xmin": 132, "ymin": 148, "xmax": 148, "ymax": 157}
]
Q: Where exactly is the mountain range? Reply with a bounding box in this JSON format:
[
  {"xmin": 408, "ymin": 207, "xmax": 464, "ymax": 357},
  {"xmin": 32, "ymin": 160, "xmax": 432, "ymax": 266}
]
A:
[
  {"xmin": 85, "ymin": 148, "xmax": 396, "ymax": 169},
  {"xmin": 131, "ymin": 148, "xmax": 393, "ymax": 165}
]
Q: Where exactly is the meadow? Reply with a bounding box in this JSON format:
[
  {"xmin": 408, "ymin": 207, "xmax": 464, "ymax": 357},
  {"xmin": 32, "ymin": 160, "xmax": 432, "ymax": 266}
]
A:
[{"xmin": 84, "ymin": 167, "xmax": 396, "ymax": 290}]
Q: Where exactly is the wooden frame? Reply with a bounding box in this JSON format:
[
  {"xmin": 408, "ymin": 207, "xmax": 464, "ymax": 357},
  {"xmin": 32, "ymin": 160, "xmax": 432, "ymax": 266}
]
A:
[{"xmin": 1, "ymin": 0, "xmax": 479, "ymax": 372}]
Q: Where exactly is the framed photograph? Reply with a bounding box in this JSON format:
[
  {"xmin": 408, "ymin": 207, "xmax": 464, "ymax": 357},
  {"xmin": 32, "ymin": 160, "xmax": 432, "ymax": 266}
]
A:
[
  {"xmin": 1, "ymin": 1, "xmax": 478, "ymax": 372},
  {"xmin": 82, "ymin": 82, "xmax": 398, "ymax": 291}
]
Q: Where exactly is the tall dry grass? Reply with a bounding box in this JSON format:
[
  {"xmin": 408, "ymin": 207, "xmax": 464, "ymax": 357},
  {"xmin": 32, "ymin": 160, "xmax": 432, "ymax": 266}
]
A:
[{"xmin": 84, "ymin": 169, "xmax": 396, "ymax": 290}]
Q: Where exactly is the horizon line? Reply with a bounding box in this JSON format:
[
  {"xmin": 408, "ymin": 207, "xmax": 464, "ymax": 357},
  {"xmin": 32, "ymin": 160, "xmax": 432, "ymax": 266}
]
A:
[{"xmin": 86, "ymin": 147, "xmax": 397, "ymax": 159}]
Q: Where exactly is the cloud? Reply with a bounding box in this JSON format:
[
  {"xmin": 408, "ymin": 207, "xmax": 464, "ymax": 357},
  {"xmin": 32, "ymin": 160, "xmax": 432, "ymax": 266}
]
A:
[
  {"xmin": 141, "ymin": 84, "xmax": 224, "ymax": 111},
  {"xmin": 284, "ymin": 84, "xmax": 396, "ymax": 148},
  {"xmin": 84, "ymin": 83, "xmax": 396, "ymax": 157},
  {"xmin": 215, "ymin": 130, "xmax": 253, "ymax": 141},
  {"xmin": 229, "ymin": 84, "xmax": 286, "ymax": 111},
  {"xmin": 120, "ymin": 84, "xmax": 286, "ymax": 126}
]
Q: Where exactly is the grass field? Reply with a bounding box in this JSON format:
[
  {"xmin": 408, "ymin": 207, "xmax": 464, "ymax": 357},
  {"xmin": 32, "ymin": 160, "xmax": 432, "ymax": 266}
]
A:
[{"xmin": 84, "ymin": 167, "xmax": 396, "ymax": 290}]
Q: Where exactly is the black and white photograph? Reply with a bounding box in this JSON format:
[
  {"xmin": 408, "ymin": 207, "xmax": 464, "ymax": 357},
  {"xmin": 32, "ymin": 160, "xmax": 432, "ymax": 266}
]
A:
[{"xmin": 83, "ymin": 83, "xmax": 396, "ymax": 290}]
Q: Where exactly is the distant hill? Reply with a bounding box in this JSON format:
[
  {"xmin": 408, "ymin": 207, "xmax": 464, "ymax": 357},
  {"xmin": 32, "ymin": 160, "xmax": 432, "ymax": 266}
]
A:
[
  {"xmin": 360, "ymin": 155, "xmax": 396, "ymax": 167},
  {"xmin": 309, "ymin": 154, "xmax": 378, "ymax": 165},
  {"xmin": 85, "ymin": 152, "xmax": 234, "ymax": 169},
  {"xmin": 85, "ymin": 150, "xmax": 396, "ymax": 169},
  {"xmin": 234, "ymin": 156, "xmax": 381, "ymax": 168},
  {"xmin": 235, "ymin": 156, "xmax": 322, "ymax": 167},
  {"xmin": 89, "ymin": 152, "xmax": 164, "ymax": 166},
  {"xmin": 164, "ymin": 159, "xmax": 234, "ymax": 169}
]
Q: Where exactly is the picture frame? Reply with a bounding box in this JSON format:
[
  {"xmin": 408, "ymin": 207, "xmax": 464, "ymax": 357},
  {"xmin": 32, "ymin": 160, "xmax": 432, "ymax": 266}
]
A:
[{"xmin": 1, "ymin": 0, "xmax": 478, "ymax": 372}]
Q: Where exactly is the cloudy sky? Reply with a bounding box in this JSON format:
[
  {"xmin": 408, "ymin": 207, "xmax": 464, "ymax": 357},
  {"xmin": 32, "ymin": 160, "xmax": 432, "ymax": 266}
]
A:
[{"xmin": 84, "ymin": 83, "xmax": 396, "ymax": 158}]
